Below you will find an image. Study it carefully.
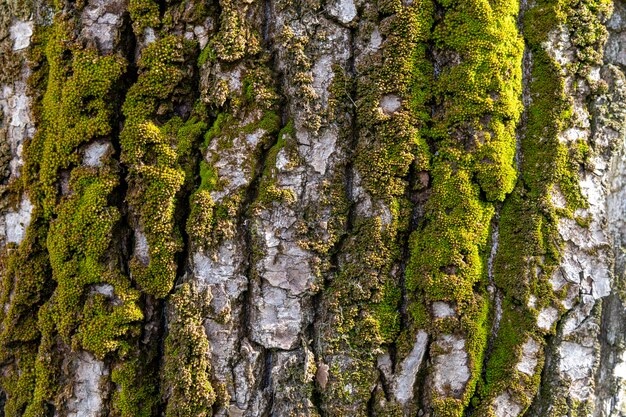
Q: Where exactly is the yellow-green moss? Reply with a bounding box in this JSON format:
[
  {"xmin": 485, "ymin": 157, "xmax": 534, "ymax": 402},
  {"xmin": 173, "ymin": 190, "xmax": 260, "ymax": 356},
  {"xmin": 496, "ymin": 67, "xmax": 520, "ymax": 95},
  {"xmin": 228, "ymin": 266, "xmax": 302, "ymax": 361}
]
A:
[
  {"xmin": 24, "ymin": 301, "xmax": 59, "ymax": 417},
  {"xmin": 471, "ymin": 0, "xmax": 613, "ymax": 414},
  {"xmin": 401, "ymin": 0, "xmax": 525, "ymax": 414},
  {"xmin": 212, "ymin": 0, "xmax": 260, "ymax": 62},
  {"xmin": 24, "ymin": 15, "xmax": 141, "ymax": 360},
  {"xmin": 120, "ymin": 35, "xmax": 197, "ymax": 298},
  {"xmin": 188, "ymin": 62, "xmax": 281, "ymax": 249},
  {"xmin": 0, "ymin": 219, "xmax": 50, "ymax": 349},
  {"xmin": 161, "ymin": 283, "xmax": 216, "ymax": 417},
  {"xmin": 2, "ymin": 5, "xmax": 212, "ymax": 417},
  {"xmin": 1, "ymin": 345, "xmax": 38, "ymax": 416},
  {"xmin": 255, "ymin": 125, "xmax": 297, "ymax": 206},
  {"xmin": 47, "ymin": 168, "xmax": 142, "ymax": 358},
  {"xmin": 354, "ymin": 3, "xmax": 434, "ymax": 201},
  {"xmin": 24, "ymin": 17, "xmax": 126, "ymax": 219},
  {"xmin": 320, "ymin": 2, "xmax": 436, "ymax": 414},
  {"xmin": 111, "ymin": 357, "xmax": 160, "ymax": 417},
  {"xmin": 128, "ymin": 0, "xmax": 160, "ymax": 35},
  {"xmin": 0, "ymin": 11, "xmax": 142, "ymax": 415}
]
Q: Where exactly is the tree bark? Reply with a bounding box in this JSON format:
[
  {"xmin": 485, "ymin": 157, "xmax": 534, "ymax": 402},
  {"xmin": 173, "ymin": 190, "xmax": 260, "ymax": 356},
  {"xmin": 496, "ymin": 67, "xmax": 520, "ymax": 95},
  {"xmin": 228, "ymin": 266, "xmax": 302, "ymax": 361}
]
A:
[{"xmin": 0, "ymin": 0, "xmax": 624, "ymax": 416}]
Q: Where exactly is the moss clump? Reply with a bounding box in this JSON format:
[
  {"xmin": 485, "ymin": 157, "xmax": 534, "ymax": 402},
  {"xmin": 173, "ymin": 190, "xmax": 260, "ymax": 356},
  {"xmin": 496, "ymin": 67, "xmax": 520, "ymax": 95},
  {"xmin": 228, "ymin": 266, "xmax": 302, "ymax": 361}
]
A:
[
  {"xmin": 187, "ymin": 189, "xmax": 215, "ymax": 245},
  {"xmin": 120, "ymin": 35, "xmax": 198, "ymax": 298},
  {"xmin": 111, "ymin": 357, "xmax": 160, "ymax": 417},
  {"xmin": 0, "ymin": 236, "xmax": 52, "ymax": 417},
  {"xmin": 161, "ymin": 115, "xmax": 209, "ymax": 192},
  {"xmin": 24, "ymin": 301, "xmax": 59, "ymax": 417},
  {"xmin": 128, "ymin": 0, "xmax": 160, "ymax": 35},
  {"xmin": 2, "ymin": 5, "xmax": 210, "ymax": 417},
  {"xmin": 0, "ymin": 219, "xmax": 51, "ymax": 349},
  {"xmin": 255, "ymin": 129, "xmax": 296, "ymax": 206},
  {"xmin": 21, "ymin": 14, "xmax": 141, "ymax": 361},
  {"xmin": 473, "ymin": 301, "xmax": 542, "ymax": 414},
  {"xmin": 197, "ymin": 45, "xmax": 217, "ymax": 67},
  {"xmin": 0, "ymin": 345, "xmax": 38, "ymax": 416},
  {"xmin": 203, "ymin": 112, "xmax": 230, "ymax": 150},
  {"xmin": 161, "ymin": 283, "xmax": 216, "ymax": 417},
  {"xmin": 1, "ymin": 10, "xmax": 143, "ymax": 414},
  {"xmin": 275, "ymin": 24, "xmax": 322, "ymax": 131},
  {"xmin": 407, "ymin": 164, "xmax": 495, "ymax": 304},
  {"xmin": 47, "ymin": 168, "xmax": 142, "ymax": 358},
  {"xmin": 212, "ymin": 0, "xmax": 261, "ymax": 62},
  {"xmin": 188, "ymin": 59, "xmax": 281, "ymax": 249},
  {"xmin": 25, "ymin": 18, "xmax": 126, "ymax": 218}
]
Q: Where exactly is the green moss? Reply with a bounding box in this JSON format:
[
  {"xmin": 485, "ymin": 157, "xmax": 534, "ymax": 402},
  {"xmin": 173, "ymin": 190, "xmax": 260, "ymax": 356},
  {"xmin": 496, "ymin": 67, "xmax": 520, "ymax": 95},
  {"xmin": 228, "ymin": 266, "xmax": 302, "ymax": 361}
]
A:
[
  {"xmin": 275, "ymin": 25, "xmax": 321, "ymax": 131},
  {"xmin": 325, "ymin": 359, "xmax": 381, "ymax": 416},
  {"xmin": 474, "ymin": 301, "xmax": 540, "ymax": 412},
  {"xmin": 203, "ymin": 112, "xmax": 231, "ymax": 149},
  {"xmin": 0, "ymin": 345, "xmax": 37, "ymax": 416},
  {"xmin": 47, "ymin": 168, "xmax": 143, "ymax": 358},
  {"xmin": 24, "ymin": 302, "xmax": 59, "ymax": 417},
  {"xmin": 197, "ymin": 45, "xmax": 217, "ymax": 67},
  {"xmin": 374, "ymin": 281, "xmax": 402, "ymax": 341},
  {"xmin": 354, "ymin": 2, "xmax": 435, "ymax": 201},
  {"xmin": 111, "ymin": 358, "xmax": 160, "ymax": 417},
  {"xmin": 244, "ymin": 110, "xmax": 280, "ymax": 135},
  {"xmin": 161, "ymin": 283, "xmax": 216, "ymax": 417},
  {"xmin": 18, "ymin": 19, "xmax": 139, "ymax": 362},
  {"xmin": 0, "ymin": 21, "xmax": 55, "ymax": 417},
  {"xmin": 212, "ymin": 0, "xmax": 260, "ymax": 62},
  {"xmin": 168, "ymin": 117, "xmax": 207, "ymax": 162},
  {"xmin": 278, "ymin": 120, "xmax": 295, "ymax": 140},
  {"xmin": 128, "ymin": 0, "xmax": 160, "ymax": 35},
  {"xmin": 186, "ymin": 190, "xmax": 216, "ymax": 246},
  {"xmin": 186, "ymin": 159, "xmax": 218, "ymax": 246},
  {"xmin": 319, "ymin": 2, "xmax": 437, "ymax": 413},
  {"xmin": 469, "ymin": 0, "xmax": 613, "ymax": 414},
  {"xmin": 240, "ymin": 69, "xmax": 280, "ymax": 111},
  {"xmin": 397, "ymin": 0, "xmax": 525, "ymax": 414},
  {"xmin": 1, "ymin": 11, "xmax": 148, "ymax": 414},
  {"xmin": 162, "ymin": 115, "xmax": 208, "ymax": 194},
  {"xmin": 189, "ymin": 59, "xmax": 282, "ymax": 249},
  {"xmin": 24, "ymin": 17, "xmax": 126, "ymax": 219},
  {"xmin": 199, "ymin": 160, "xmax": 218, "ymax": 192},
  {"xmin": 493, "ymin": 0, "xmax": 607, "ymax": 341},
  {"xmin": 256, "ymin": 132, "xmax": 296, "ymax": 206},
  {"xmin": 0, "ymin": 219, "xmax": 51, "ymax": 348},
  {"xmin": 120, "ymin": 35, "xmax": 198, "ymax": 298},
  {"xmin": 0, "ymin": 2, "xmax": 28, "ymax": 40},
  {"xmin": 1, "ymin": 6, "xmax": 212, "ymax": 416},
  {"xmin": 406, "ymin": 164, "xmax": 494, "ymax": 303}
]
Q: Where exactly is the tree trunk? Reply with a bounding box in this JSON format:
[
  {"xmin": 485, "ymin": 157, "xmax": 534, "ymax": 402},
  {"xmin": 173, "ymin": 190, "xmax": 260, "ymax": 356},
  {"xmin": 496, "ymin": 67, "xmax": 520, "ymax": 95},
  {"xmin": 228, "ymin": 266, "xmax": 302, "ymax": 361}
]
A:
[{"xmin": 0, "ymin": 0, "xmax": 624, "ymax": 416}]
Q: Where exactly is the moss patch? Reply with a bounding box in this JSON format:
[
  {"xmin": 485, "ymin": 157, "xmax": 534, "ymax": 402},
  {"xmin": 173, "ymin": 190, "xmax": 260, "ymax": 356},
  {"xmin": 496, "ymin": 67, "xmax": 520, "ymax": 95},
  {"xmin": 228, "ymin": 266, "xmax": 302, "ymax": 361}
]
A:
[{"xmin": 161, "ymin": 283, "xmax": 216, "ymax": 417}]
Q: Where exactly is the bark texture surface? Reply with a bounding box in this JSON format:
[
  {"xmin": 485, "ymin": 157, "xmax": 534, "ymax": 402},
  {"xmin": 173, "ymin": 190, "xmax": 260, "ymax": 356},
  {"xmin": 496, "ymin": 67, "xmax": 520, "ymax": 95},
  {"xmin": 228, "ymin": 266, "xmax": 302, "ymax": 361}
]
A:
[{"xmin": 0, "ymin": 0, "xmax": 625, "ymax": 416}]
